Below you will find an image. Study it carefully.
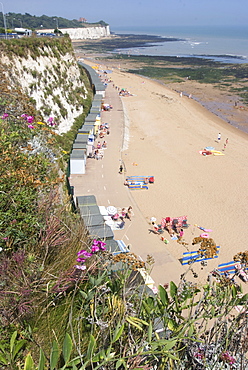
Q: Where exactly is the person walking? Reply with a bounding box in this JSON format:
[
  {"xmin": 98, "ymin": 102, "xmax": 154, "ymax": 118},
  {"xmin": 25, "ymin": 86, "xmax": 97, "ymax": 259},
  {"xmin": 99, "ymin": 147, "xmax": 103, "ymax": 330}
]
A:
[
  {"xmin": 217, "ymin": 133, "xmax": 221, "ymax": 143},
  {"xmin": 119, "ymin": 164, "xmax": 123, "ymax": 174},
  {"xmin": 125, "ymin": 206, "xmax": 133, "ymax": 221}
]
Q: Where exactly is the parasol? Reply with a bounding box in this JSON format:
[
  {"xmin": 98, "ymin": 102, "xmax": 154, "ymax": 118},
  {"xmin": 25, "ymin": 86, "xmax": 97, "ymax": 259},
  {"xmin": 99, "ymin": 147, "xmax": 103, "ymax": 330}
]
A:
[{"xmin": 107, "ymin": 206, "xmax": 118, "ymax": 216}]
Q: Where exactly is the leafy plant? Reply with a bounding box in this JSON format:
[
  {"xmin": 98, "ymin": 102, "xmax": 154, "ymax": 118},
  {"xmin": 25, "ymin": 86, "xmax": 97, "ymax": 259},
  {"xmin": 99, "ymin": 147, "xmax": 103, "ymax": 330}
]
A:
[{"xmin": 0, "ymin": 331, "xmax": 26, "ymax": 369}]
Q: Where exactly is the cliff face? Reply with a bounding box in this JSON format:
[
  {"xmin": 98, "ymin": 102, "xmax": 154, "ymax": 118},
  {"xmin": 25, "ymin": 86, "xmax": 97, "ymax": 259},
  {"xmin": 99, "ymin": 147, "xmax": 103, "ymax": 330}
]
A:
[
  {"xmin": 38, "ymin": 26, "xmax": 110, "ymax": 40},
  {"xmin": 0, "ymin": 38, "xmax": 90, "ymax": 134},
  {"xmin": 62, "ymin": 25, "xmax": 110, "ymax": 40}
]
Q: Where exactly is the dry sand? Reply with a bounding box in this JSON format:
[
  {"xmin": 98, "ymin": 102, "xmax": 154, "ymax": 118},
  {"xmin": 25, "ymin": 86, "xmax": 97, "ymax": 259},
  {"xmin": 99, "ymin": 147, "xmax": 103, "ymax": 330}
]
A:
[
  {"xmin": 75, "ymin": 53, "xmax": 248, "ymax": 286},
  {"xmin": 102, "ymin": 66, "xmax": 248, "ymax": 282}
]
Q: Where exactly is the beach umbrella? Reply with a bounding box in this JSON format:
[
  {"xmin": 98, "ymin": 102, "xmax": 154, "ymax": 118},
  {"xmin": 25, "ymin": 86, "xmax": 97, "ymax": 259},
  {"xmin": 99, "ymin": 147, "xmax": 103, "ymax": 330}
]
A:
[
  {"xmin": 150, "ymin": 217, "xmax": 156, "ymax": 222},
  {"xmin": 107, "ymin": 206, "xmax": 117, "ymax": 216},
  {"xmin": 205, "ymin": 146, "xmax": 215, "ymax": 150}
]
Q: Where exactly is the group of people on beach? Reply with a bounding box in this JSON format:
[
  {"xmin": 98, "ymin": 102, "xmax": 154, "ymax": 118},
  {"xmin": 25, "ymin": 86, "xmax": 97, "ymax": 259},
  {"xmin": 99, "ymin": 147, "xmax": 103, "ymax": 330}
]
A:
[
  {"xmin": 90, "ymin": 123, "xmax": 110, "ymax": 160},
  {"xmin": 111, "ymin": 206, "xmax": 133, "ymax": 224},
  {"xmin": 151, "ymin": 217, "xmax": 186, "ymax": 240},
  {"xmin": 217, "ymin": 133, "xmax": 229, "ymax": 150}
]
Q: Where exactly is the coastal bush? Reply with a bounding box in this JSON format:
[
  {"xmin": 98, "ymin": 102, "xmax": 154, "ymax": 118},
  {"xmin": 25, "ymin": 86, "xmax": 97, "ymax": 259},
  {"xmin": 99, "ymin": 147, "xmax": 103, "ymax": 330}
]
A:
[
  {"xmin": 0, "ymin": 114, "xmax": 61, "ymax": 252},
  {"xmin": 0, "ymin": 108, "xmax": 91, "ymax": 355},
  {"xmin": 0, "ymin": 35, "xmax": 97, "ymax": 369},
  {"xmin": 21, "ymin": 256, "xmax": 248, "ymax": 369}
]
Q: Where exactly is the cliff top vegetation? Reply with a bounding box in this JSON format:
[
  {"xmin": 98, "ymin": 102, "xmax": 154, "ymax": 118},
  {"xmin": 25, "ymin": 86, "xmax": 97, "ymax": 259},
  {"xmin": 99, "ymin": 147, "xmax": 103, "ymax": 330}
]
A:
[{"xmin": 0, "ymin": 12, "xmax": 108, "ymax": 31}]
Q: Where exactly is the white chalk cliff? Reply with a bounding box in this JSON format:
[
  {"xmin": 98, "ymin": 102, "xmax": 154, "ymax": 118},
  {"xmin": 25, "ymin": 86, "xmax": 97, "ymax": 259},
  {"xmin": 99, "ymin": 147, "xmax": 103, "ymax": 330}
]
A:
[
  {"xmin": 62, "ymin": 26, "xmax": 110, "ymax": 40},
  {"xmin": 38, "ymin": 26, "xmax": 110, "ymax": 40},
  {"xmin": 0, "ymin": 39, "xmax": 90, "ymax": 134}
]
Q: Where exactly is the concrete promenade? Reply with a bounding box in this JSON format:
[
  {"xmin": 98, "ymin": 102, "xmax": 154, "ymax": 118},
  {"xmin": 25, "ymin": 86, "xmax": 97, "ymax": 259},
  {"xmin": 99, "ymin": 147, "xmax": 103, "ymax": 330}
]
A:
[{"xmin": 69, "ymin": 81, "xmax": 185, "ymax": 287}]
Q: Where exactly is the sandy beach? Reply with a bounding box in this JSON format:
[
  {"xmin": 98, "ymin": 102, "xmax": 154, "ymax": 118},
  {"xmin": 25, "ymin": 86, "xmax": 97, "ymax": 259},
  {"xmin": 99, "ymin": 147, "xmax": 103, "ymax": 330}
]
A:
[
  {"xmin": 110, "ymin": 67, "xmax": 248, "ymax": 270},
  {"xmin": 72, "ymin": 53, "xmax": 248, "ymax": 287}
]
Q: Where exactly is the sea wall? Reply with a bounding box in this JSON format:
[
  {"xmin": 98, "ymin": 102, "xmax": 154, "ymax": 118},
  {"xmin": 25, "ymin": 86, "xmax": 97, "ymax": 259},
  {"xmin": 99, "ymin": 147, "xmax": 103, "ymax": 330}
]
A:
[{"xmin": 0, "ymin": 38, "xmax": 89, "ymax": 134}]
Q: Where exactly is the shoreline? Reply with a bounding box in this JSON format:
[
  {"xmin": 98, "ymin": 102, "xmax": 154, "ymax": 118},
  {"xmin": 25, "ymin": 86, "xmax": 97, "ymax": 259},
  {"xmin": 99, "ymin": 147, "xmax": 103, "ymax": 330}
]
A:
[
  {"xmin": 138, "ymin": 74, "xmax": 248, "ymax": 137},
  {"xmin": 73, "ymin": 37, "xmax": 248, "ymax": 136},
  {"xmin": 138, "ymin": 74, "xmax": 248, "ymax": 140}
]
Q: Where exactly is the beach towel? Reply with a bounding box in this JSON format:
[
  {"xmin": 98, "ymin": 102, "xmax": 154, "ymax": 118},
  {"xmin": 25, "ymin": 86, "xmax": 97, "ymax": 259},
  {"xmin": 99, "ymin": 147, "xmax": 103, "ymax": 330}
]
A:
[
  {"xmin": 217, "ymin": 261, "xmax": 237, "ymax": 275},
  {"xmin": 181, "ymin": 246, "xmax": 220, "ymax": 265}
]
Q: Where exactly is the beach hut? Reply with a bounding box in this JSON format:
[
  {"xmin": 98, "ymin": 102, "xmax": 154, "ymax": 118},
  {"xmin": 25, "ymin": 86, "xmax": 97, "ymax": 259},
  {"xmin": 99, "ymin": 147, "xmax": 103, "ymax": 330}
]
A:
[
  {"xmin": 78, "ymin": 61, "xmax": 106, "ymax": 97},
  {"xmin": 72, "ymin": 142, "xmax": 87, "ymax": 150},
  {"xmin": 85, "ymin": 114, "xmax": 101, "ymax": 135},
  {"xmin": 69, "ymin": 149, "xmax": 86, "ymax": 175},
  {"xmin": 79, "ymin": 125, "xmax": 94, "ymax": 136},
  {"xmin": 87, "ymin": 224, "xmax": 114, "ymax": 240},
  {"xmin": 91, "ymin": 100, "xmax": 101, "ymax": 113},
  {"xmin": 81, "ymin": 213, "xmax": 105, "ymax": 227},
  {"xmin": 79, "ymin": 205, "xmax": 101, "ymax": 216},
  {"xmin": 105, "ymin": 239, "xmax": 119, "ymax": 254},
  {"xmin": 93, "ymin": 94, "xmax": 103, "ymax": 103},
  {"xmin": 76, "ymin": 195, "xmax": 97, "ymax": 207},
  {"xmin": 74, "ymin": 133, "xmax": 94, "ymax": 156},
  {"xmin": 74, "ymin": 134, "xmax": 88, "ymax": 143},
  {"xmin": 75, "ymin": 134, "xmax": 93, "ymax": 153},
  {"xmin": 85, "ymin": 113, "xmax": 99, "ymax": 122},
  {"xmin": 90, "ymin": 107, "xmax": 101, "ymax": 114}
]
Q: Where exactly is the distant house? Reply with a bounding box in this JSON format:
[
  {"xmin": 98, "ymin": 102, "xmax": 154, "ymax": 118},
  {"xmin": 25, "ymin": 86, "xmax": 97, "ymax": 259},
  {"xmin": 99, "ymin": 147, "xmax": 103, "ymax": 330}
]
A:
[{"xmin": 78, "ymin": 17, "xmax": 87, "ymax": 23}]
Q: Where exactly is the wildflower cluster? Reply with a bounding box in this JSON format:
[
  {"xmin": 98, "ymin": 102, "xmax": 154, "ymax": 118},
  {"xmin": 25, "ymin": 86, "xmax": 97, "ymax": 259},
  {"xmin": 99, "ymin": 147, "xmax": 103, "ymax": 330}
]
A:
[
  {"xmin": 47, "ymin": 116, "xmax": 57, "ymax": 127},
  {"xmin": 220, "ymin": 351, "xmax": 236, "ymax": 366},
  {"xmin": 21, "ymin": 113, "xmax": 36, "ymax": 129},
  {"xmin": 75, "ymin": 239, "xmax": 106, "ymax": 270},
  {"xmin": 18, "ymin": 114, "xmax": 57, "ymax": 130}
]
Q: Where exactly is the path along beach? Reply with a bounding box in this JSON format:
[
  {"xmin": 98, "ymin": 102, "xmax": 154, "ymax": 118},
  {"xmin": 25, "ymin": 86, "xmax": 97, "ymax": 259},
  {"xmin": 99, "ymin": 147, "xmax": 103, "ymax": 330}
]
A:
[{"xmin": 71, "ymin": 57, "xmax": 248, "ymax": 288}]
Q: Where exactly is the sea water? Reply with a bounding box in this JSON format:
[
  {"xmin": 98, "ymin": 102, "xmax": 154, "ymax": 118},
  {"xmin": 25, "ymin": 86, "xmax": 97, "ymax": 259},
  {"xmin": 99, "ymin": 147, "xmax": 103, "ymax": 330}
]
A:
[{"xmin": 111, "ymin": 25, "xmax": 248, "ymax": 64}]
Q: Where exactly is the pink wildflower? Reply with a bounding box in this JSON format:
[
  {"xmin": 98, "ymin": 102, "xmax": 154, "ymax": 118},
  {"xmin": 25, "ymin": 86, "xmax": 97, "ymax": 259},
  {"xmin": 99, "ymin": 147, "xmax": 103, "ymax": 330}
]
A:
[
  {"xmin": 220, "ymin": 351, "xmax": 236, "ymax": 365},
  {"xmin": 21, "ymin": 114, "xmax": 28, "ymax": 119},
  {"xmin": 74, "ymin": 265, "xmax": 86, "ymax": 270},
  {"xmin": 47, "ymin": 117, "xmax": 56, "ymax": 126},
  {"xmin": 77, "ymin": 250, "xmax": 92, "ymax": 258},
  {"xmin": 1, "ymin": 113, "xmax": 8, "ymax": 119},
  {"xmin": 90, "ymin": 239, "xmax": 106, "ymax": 253},
  {"xmin": 91, "ymin": 245, "xmax": 100, "ymax": 253},
  {"xmin": 98, "ymin": 241, "xmax": 106, "ymax": 250},
  {"xmin": 76, "ymin": 257, "xmax": 86, "ymax": 263},
  {"xmin": 27, "ymin": 116, "xmax": 34, "ymax": 123},
  {"xmin": 28, "ymin": 125, "xmax": 35, "ymax": 129}
]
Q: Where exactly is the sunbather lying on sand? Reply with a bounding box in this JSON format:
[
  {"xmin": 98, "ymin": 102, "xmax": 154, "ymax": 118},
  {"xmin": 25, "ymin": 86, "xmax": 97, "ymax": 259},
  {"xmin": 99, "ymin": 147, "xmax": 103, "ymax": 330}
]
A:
[{"xmin": 164, "ymin": 224, "xmax": 174, "ymax": 237}]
